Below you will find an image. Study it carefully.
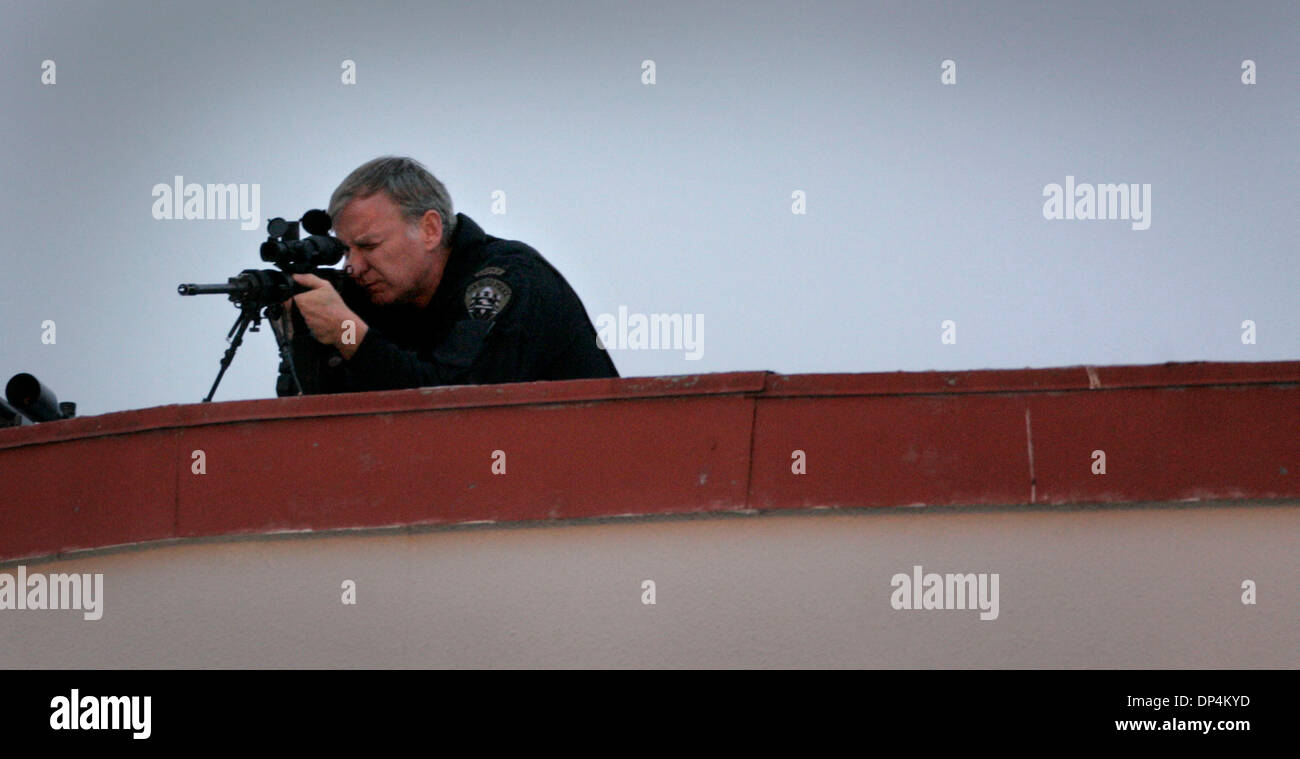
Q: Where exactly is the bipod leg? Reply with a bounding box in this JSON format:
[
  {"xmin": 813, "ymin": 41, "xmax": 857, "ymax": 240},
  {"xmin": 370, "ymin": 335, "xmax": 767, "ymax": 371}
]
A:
[
  {"xmin": 202, "ymin": 307, "xmax": 259, "ymax": 403},
  {"xmin": 265, "ymin": 304, "xmax": 304, "ymax": 396}
]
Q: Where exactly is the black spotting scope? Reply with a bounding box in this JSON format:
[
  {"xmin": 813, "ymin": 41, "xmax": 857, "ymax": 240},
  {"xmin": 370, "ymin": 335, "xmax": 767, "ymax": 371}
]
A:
[{"xmin": 3, "ymin": 373, "xmax": 76, "ymax": 424}]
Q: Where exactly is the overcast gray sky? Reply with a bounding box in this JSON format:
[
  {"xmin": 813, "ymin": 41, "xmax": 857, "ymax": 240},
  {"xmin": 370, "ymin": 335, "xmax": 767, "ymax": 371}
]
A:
[{"xmin": 2, "ymin": 0, "xmax": 1296, "ymax": 416}]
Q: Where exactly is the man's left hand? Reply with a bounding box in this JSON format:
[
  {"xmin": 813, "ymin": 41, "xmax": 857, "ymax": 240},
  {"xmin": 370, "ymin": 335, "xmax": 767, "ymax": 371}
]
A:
[{"xmin": 291, "ymin": 273, "xmax": 369, "ymax": 359}]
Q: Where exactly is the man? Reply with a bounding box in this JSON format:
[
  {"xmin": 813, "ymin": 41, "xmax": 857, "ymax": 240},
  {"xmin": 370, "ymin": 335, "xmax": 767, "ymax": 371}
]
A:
[{"xmin": 276, "ymin": 156, "xmax": 618, "ymax": 395}]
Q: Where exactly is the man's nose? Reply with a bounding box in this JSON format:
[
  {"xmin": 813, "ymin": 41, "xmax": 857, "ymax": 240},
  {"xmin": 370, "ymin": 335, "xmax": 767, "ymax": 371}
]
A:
[{"xmin": 346, "ymin": 253, "xmax": 368, "ymax": 279}]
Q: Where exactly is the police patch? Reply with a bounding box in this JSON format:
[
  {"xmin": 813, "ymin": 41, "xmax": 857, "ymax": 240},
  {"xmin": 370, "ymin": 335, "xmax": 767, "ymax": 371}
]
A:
[
  {"xmin": 474, "ymin": 266, "xmax": 506, "ymax": 277},
  {"xmin": 465, "ymin": 277, "xmax": 512, "ymax": 320}
]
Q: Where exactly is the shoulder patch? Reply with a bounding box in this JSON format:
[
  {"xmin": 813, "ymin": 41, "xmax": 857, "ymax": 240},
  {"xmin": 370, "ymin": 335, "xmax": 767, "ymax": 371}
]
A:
[
  {"xmin": 465, "ymin": 277, "xmax": 512, "ymax": 320},
  {"xmin": 474, "ymin": 266, "xmax": 506, "ymax": 277}
]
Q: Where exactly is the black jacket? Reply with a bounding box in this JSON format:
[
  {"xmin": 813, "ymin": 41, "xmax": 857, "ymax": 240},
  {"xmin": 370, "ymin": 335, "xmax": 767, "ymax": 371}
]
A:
[{"xmin": 276, "ymin": 213, "xmax": 618, "ymax": 395}]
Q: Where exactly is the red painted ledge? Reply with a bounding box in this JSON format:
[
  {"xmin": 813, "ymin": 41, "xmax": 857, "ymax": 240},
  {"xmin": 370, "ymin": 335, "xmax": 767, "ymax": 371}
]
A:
[{"xmin": 0, "ymin": 361, "xmax": 1296, "ymax": 563}]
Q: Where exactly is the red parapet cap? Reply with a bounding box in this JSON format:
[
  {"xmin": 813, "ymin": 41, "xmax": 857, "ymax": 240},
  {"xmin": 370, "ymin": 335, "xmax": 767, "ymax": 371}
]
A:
[{"xmin": 762, "ymin": 360, "xmax": 1300, "ymax": 397}]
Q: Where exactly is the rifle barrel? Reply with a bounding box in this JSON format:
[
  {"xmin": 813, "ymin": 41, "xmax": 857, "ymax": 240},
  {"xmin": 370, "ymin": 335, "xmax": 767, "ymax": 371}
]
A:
[{"xmin": 178, "ymin": 283, "xmax": 238, "ymax": 296}]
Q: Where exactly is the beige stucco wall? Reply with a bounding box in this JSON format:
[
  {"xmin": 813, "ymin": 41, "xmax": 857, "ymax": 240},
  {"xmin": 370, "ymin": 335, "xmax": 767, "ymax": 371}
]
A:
[{"xmin": 2, "ymin": 500, "xmax": 1296, "ymax": 668}]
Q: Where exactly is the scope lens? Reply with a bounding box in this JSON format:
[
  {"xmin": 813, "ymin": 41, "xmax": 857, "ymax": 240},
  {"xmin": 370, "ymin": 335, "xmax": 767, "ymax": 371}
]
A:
[
  {"xmin": 260, "ymin": 240, "xmax": 283, "ymax": 263},
  {"xmin": 5, "ymin": 373, "xmax": 39, "ymax": 406}
]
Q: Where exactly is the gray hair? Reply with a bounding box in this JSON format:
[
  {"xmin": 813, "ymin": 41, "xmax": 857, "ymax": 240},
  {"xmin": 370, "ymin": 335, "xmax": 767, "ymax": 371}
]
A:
[{"xmin": 328, "ymin": 156, "xmax": 457, "ymax": 246}]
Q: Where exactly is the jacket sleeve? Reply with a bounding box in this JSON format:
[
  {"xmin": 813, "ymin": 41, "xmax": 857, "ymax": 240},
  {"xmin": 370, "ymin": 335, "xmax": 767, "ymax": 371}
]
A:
[
  {"xmin": 327, "ymin": 260, "xmax": 560, "ymax": 392},
  {"xmin": 333, "ymin": 318, "xmax": 496, "ymax": 390}
]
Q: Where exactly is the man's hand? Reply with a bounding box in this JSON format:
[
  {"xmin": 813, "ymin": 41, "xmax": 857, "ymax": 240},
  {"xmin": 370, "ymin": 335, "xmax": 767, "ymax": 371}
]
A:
[{"xmin": 290, "ymin": 273, "xmax": 369, "ymax": 359}]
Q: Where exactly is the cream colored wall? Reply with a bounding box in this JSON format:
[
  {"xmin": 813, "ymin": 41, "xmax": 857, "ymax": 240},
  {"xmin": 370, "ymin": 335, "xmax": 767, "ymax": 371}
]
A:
[{"xmin": 2, "ymin": 501, "xmax": 1296, "ymax": 668}]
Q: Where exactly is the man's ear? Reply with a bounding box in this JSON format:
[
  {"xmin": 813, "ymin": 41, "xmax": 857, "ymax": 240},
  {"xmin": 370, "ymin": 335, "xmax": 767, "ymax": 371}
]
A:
[{"xmin": 421, "ymin": 209, "xmax": 444, "ymax": 252}]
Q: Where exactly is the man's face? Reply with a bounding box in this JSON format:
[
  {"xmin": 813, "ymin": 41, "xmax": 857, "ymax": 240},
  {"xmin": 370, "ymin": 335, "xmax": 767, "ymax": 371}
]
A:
[{"xmin": 333, "ymin": 192, "xmax": 445, "ymax": 307}]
